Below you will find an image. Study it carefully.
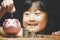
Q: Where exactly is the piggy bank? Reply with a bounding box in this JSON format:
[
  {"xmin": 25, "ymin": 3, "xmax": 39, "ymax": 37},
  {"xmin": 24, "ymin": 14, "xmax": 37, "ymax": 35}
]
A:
[{"xmin": 3, "ymin": 19, "xmax": 21, "ymax": 36}]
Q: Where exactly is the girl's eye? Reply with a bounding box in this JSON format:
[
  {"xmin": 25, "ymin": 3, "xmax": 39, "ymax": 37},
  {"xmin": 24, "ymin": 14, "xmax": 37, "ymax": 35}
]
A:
[
  {"xmin": 24, "ymin": 12, "xmax": 30, "ymax": 16},
  {"xmin": 25, "ymin": 13, "xmax": 29, "ymax": 15},
  {"xmin": 35, "ymin": 13, "xmax": 40, "ymax": 16}
]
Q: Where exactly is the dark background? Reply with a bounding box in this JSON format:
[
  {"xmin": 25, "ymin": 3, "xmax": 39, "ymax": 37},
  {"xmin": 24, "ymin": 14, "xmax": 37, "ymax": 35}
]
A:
[{"xmin": 0, "ymin": 0, "xmax": 60, "ymax": 33}]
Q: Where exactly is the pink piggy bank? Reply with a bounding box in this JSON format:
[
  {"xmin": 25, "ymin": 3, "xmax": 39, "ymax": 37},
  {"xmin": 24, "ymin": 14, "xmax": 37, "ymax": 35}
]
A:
[{"xmin": 3, "ymin": 19, "xmax": 21, "ymax": 36}]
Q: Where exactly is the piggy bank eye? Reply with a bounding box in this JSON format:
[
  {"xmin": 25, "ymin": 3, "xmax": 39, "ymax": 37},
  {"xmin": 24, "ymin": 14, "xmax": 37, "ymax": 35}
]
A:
[
  {"xmin": 8, "ymin": 22, "xmax": 10, "ymax": 24},
  {"xmin": 13, "ymin": 22, "xmax": 14, "ymax": 24}
]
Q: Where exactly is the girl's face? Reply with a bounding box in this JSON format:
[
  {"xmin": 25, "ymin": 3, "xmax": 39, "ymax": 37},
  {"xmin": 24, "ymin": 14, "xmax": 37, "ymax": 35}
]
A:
[{"xmin": 23, "ymin": 2, "xmax": 47, "ymax": 33}]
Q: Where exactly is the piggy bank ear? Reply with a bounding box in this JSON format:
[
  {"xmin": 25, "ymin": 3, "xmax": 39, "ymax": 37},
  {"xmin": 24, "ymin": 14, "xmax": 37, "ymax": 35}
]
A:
[
  {"xmin": 15, "ymin": 19, "xmax": 21, "ymax": 28},
  {"xmin": 18, "ymin": 21, "xmax": 21, "ymax": 28},
  {"xmin": 3, "ymin": 19, "xmax": 8, "ymax": 27}
]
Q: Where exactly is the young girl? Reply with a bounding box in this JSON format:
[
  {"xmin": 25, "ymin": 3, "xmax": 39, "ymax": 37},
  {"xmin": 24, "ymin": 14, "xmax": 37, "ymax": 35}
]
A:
[
  {"xmin": 23, "ymin": 0, "xmax": 48, "ymax": 34},
  {"xmin": 23, "ymin": 0, "xmax": 60, "ymax": 35}
]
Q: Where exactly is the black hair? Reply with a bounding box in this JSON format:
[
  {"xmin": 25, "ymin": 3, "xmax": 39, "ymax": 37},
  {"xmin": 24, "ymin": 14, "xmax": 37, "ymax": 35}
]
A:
[{"xmin": 23, "ymin": 0, "xmax": 47, "ymax": 12}]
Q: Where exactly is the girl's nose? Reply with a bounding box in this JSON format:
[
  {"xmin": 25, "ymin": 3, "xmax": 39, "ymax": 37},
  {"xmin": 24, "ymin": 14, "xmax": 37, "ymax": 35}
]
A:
[
  {"xmin": 29, "ymin": 14, "xmax": 35, "ymax": 20},
  {"xmin": 29, "ymin": 20, "xmax": 36, "ymax": 22}
]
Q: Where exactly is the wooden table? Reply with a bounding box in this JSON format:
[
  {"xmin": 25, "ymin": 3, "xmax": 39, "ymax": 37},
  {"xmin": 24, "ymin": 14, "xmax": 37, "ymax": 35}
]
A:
[{"xmin": 0, "ymin": 36, "xmax": 60, "ymax": 40}]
